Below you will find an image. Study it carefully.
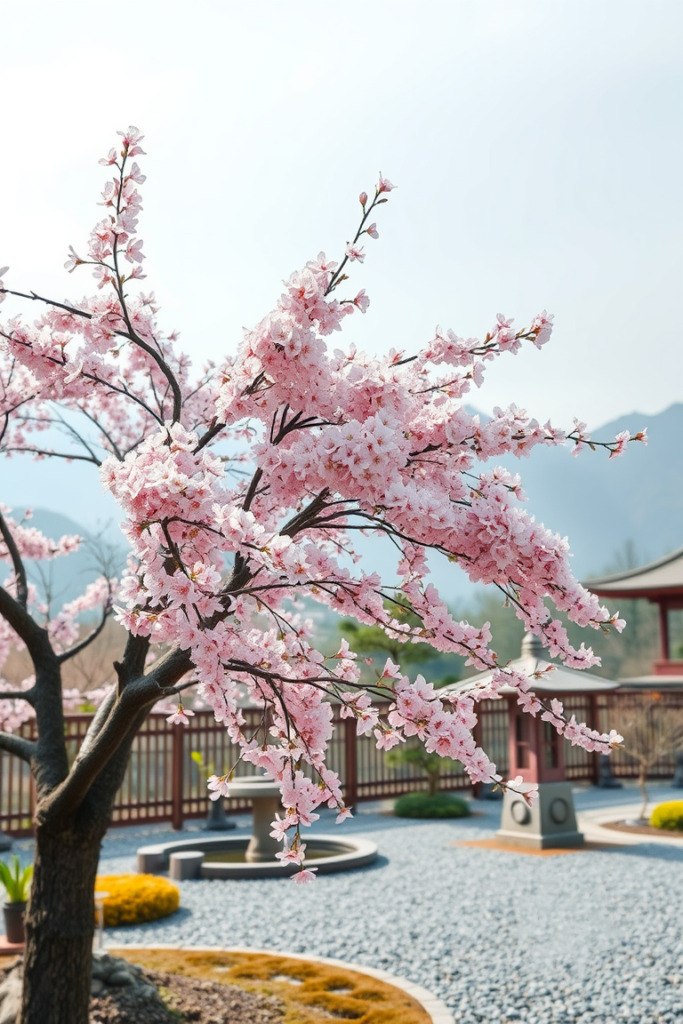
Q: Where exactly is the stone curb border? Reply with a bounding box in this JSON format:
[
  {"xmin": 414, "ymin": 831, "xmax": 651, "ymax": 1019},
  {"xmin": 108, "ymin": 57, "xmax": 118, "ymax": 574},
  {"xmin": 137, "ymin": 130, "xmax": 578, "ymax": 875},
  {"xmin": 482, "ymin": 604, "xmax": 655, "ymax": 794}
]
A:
[
  {"xmin": 137, "ymin": 833, "xmax": 378, "ymax": 879},
  {"xmin": 114, "ymin": 944, "xmax": 455, "ymax": 1024},
  {"xmin": 577, "ymin": 804, "xmax": 683, "ymax": 847}
]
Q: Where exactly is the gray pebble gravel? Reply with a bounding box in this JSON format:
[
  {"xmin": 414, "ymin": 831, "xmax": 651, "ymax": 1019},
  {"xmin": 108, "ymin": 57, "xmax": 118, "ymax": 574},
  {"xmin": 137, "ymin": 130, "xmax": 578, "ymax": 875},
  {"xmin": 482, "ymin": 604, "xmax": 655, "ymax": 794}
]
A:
[{"xmin": 41, "ymin": 784, "xmax": 683, "ymax": 1023}]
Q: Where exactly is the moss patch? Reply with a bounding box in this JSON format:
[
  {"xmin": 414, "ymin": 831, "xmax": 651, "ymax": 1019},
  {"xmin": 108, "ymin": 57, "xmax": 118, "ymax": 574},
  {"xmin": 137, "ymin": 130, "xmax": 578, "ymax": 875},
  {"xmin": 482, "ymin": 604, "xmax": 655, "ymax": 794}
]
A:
[{"xmin": 112, "ymin": 948, "xmax": 431, "ymax": 1024}]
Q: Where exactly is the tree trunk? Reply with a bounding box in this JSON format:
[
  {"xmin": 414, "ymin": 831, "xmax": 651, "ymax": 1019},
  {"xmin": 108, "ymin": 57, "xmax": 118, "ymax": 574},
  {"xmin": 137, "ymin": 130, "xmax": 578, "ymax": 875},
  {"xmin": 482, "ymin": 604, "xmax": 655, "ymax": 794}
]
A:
[
  {"xmin": 19, "ymin": 816, "xmax": 108, "ymax": 1024},
  {"xmin": 638, "ymin": 767, "xmax": 649, "ymax": 822}
]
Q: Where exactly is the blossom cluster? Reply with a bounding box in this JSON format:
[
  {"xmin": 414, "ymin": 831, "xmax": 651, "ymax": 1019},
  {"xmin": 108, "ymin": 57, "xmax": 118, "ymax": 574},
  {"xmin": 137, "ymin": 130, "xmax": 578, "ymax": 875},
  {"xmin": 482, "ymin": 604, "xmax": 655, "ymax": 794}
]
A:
[{"xmin": 0, "ymin": 130, "xmax": 644, "ymax": 878}]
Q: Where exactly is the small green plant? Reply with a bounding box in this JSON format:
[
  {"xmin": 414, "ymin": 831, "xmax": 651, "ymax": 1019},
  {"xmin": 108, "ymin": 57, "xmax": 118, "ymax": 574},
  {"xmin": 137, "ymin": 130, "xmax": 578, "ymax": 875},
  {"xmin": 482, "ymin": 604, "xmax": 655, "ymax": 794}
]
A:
[
  {"xmin": 191, "ymin": 750, "xmax": 216, "ymax": 779},
  {"xmin": 0, "ymin": 855, "xmax": 33, "ymax": 903},
  {"xmin": 394, "ymin": 791, "xmax": 471, "ymax": 819},
  {"xmin": 385, "ymin": 739, "xmax": 459, "ymax": 797},
  {"xmin": 650, "ymin": 800, "xmax": 683, "ymax": 832}
]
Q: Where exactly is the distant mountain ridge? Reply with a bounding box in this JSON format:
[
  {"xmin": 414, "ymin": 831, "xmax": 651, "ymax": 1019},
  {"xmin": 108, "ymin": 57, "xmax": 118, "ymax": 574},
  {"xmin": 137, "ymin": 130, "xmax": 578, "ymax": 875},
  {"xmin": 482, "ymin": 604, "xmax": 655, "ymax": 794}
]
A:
[
  {"xmin": 3, "ymin": 403, "xmax": 681, "ymax": 600},
  {"xmin": 502, "ymin": 402, "xmax": 683, "ymax": 578}
]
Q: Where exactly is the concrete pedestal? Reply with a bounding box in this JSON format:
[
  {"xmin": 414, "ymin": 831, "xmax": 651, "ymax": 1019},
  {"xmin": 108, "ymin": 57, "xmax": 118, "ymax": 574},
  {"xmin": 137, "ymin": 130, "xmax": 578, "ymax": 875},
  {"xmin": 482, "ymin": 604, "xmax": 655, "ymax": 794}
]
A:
[
  {"xmin": 672, "ymin": 752, "xmax": 683, "ymax": 788},
  {"xmin": 596, "ymin": 753, "xmax": 623, "ymax": 789},
  {"xmin": 496, "ymin": 781, "xmax": 584, "ymax": 849},
  {"xmin": 229, "ymin": 776, "xmax": 282, "ymax": 862}
]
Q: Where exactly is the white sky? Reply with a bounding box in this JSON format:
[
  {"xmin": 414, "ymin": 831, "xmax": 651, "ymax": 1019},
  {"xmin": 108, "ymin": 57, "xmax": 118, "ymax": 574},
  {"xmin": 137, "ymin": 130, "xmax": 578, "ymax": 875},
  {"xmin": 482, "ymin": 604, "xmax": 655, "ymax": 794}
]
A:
[{"xmin": 1, "ymin": 0, "xmax": 681, "ymax": 429}]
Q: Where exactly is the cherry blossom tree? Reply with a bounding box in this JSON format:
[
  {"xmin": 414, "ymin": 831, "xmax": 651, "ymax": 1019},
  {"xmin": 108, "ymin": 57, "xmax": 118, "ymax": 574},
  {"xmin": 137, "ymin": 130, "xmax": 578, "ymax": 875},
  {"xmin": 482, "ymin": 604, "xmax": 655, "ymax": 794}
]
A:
[{"xmin": 0, "ymin": 127, "xmax": 637, "ymax": 1024}]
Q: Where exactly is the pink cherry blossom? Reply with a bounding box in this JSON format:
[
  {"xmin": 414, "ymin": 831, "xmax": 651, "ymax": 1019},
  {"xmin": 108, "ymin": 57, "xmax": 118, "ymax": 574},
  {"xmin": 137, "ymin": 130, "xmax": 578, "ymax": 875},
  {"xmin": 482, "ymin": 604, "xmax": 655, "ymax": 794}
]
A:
[
  {"xmin": 64, "ymin": 246, "xmax": 84, "ymax": 273},
  {"xmin": 117, "ymin": 125, "xmax": 146, "ymax": 157},
  {"xmin": 609, "ymin": 430, "xmax": 630, "ymax": 459},
  {"xmin": 125, "ymin": 238, "xmax": 145, "ymax": 264},
  {"xmin": 293, "ymin": 867, "xmax": 317, "ymax": 884},
  {"xmin": 345, "ymin": 244, "xmax": 365, "ymax": 263},
  {"xmin": 207, "ymin": 774, "xmax": 231, "ymax": 800},
  {"xmin": 166, "ymin": 704, "xmax": 195, "ymax": 725},
  {"xmin": 528, "ymin": 310, "xmax": 554, "ymax": 348}
]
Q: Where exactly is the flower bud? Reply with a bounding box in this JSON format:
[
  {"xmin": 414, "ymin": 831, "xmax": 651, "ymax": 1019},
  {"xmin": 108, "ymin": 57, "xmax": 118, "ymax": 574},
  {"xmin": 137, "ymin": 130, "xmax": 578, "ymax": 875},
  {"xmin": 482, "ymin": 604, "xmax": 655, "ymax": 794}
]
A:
[{"xmin": 359, "ymin": 191, "xmax": 368, "ymax": 207}]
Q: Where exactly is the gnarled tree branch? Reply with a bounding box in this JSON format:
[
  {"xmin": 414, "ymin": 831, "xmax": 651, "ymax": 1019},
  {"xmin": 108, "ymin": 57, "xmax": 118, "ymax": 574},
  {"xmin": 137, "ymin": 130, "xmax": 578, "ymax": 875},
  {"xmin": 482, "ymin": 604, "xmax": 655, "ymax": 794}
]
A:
[
  {"xmin": 0, "ymin": 730, "xmax": 35, "ymax": 764},
  {"xmin": 0, "ymin": 511, "xmax": 29, "ymax": 609}
]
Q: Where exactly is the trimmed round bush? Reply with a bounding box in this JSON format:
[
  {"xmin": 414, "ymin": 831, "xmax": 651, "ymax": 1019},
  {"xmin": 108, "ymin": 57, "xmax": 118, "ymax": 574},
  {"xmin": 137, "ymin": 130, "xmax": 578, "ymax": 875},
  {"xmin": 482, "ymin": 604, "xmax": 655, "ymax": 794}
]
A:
[
  {"xmin": 650, "ymin": 800, "xmax": 683, "ymax": 832},
  {"xmin": 393, "ymin": 792, "xmax": 471, "ymax": 819},
  {"xmin": 95, "ymin": 874, "xmax": 180, "ymax": 927}
]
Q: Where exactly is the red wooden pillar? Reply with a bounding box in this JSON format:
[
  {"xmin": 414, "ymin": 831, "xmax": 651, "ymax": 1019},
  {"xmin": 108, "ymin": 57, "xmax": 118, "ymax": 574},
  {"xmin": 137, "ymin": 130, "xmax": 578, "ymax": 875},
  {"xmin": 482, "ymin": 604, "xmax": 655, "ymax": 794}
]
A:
[{"xmin": 658, "ymin": 602, "xmax": 670, "ymax": 662}]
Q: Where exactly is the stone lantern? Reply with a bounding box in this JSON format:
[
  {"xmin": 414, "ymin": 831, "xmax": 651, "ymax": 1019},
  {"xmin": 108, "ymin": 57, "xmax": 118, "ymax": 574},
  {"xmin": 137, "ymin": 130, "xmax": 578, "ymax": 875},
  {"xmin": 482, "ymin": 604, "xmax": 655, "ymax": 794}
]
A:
[{"xmin": 446, "ymin": 633, "xmax": 619, "ymax": 848}]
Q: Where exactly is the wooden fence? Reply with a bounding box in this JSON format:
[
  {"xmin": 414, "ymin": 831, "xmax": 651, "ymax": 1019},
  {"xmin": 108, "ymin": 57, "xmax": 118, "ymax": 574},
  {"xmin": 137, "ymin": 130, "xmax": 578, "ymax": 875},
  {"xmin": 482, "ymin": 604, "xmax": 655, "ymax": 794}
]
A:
[{"xmin": 1, "ymin": 692, "xmax": 680, "ymax": 837}]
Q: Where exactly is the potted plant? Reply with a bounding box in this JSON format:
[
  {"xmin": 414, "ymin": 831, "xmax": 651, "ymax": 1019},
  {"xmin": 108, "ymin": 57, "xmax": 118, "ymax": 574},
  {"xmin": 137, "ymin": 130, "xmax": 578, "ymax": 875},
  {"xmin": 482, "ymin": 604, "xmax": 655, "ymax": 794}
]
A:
[{"xmin": 0, "ymin": 855, "xmax": 33, "ymax": 944}]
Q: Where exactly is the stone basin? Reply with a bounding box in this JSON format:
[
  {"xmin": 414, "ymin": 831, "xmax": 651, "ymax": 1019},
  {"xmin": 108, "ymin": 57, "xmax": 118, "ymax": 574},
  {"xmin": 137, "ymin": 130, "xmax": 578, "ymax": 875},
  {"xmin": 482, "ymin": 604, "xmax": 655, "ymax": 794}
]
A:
[
  {"xmin": 137, "ymin": 833, "xmax": 378, "ymax": 880},
  {"xmin": 137, "ymin": 774, "xmax": 378, "ymax": 879}
]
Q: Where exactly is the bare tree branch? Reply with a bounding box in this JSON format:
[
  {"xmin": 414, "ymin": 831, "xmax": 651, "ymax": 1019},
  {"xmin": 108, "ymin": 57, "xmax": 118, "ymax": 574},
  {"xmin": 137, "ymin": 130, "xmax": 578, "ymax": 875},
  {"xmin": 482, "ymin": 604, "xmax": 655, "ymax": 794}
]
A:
[
  {"xmin": 0, "ymin": 730, "xmax": 35, "ymax": 763},
  {"xmin": 57, "ymin": 604, "xmax": 112, "ymax": 665},
  {"xmin": 0, "ymin": 584, "xmax": 46, "ymax": 650}
]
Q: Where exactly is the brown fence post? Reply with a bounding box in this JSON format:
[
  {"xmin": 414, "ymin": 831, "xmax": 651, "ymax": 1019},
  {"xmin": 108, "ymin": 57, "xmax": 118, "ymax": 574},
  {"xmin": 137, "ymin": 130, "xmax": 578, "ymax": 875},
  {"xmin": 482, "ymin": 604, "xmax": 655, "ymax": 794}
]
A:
[
  {"xmin": 472, "ymin": 715, "xmax": 483, "ymax": 798},
  {"xmin": 588, "ymin": 693, "xmax": 600, "ymax": 784},
  {"xmin": 171, "ymin": 723, "xmax": 184, "ymax": 830},
  {"xmin": 344, "ymin": 717, "xmax": 358, "ymax": 810}
]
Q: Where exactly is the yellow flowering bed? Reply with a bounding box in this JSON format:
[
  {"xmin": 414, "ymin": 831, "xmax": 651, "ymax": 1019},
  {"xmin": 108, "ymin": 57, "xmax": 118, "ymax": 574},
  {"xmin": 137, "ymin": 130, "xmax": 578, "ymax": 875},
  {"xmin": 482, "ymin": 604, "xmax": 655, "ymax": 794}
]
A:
[
  {"xmin": 650, "ymin": 800, "xmax": 683, "ymax": 832},
  {"xmin": 95, "ymin": 874, "xmax": 180, "ymax": 927}
]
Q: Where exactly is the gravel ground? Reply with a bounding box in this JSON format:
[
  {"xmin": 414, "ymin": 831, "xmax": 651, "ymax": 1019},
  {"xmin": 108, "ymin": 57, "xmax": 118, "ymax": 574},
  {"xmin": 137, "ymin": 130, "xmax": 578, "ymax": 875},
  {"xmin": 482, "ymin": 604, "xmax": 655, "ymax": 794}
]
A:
[{"xmin": 13, "ymin": 784, "xmax": 683, "ymax": 1024}]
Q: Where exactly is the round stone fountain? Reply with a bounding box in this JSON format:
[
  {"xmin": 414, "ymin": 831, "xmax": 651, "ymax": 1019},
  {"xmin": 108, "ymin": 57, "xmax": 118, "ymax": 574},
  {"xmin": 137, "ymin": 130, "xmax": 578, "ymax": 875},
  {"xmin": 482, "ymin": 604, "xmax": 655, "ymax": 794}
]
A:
[{"xmin": 137, "ymin": 775, "xmax": 378, "ymax": 880}]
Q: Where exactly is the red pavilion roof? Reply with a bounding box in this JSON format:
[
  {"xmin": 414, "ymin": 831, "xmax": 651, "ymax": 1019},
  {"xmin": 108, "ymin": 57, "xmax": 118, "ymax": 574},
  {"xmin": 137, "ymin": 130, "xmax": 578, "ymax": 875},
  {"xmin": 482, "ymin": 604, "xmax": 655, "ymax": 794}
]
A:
[{"xmin": 584, "ymin": 546, "xmax": 683, "ymax": 601}]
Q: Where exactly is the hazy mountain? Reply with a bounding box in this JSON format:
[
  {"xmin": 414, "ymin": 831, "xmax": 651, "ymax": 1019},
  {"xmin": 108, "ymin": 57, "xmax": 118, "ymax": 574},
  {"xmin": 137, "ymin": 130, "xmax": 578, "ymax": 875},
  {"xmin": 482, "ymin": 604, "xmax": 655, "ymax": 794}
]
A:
[
  {"xmin": 3, "ymin": 456, "xmax": 120, "ymax": 538},
  {"xmin": 12, "ymin": 509, "xmax": 126, "ymax": 610},
  {"xmin": 498, "ymin": 402, "xmax": 683, "ymax": 579}
]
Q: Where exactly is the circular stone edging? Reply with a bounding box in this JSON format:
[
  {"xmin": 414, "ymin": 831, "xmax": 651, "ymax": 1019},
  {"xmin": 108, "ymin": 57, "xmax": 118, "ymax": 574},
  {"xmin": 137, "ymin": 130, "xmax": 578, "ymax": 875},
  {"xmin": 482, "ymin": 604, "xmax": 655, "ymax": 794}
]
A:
[
  {"xmin": 577, "ymin": 806, "xmax": 683, "ymax": 847},
  {"xmin": 114, "ymin": 944, "xmax": 455, "ymax": 1024},
  {"xmin": 138, "ymin": 833, "xmax": 378, "ymax": 879}
]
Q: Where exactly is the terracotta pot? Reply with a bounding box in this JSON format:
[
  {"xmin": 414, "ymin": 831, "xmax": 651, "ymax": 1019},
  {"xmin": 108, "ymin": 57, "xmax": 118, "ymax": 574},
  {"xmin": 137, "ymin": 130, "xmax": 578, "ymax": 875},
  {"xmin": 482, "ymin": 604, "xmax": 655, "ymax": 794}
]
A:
[{"xmin": 3, "ymin": 901, "xmax": 26, "ymax": 944}]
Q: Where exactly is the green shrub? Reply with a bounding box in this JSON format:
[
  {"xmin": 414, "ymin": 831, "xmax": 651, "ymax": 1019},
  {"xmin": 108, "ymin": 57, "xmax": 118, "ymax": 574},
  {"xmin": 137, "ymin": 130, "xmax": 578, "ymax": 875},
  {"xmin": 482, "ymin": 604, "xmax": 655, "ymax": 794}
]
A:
[
  {"xmin": 650, "ymin": 800, "xmax": 683, "ymax": 832},
  {"xmin": 393, "ymin": 791, "xmax": 471, "ymax": 819}
]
